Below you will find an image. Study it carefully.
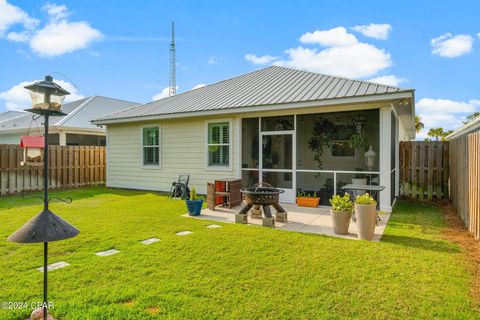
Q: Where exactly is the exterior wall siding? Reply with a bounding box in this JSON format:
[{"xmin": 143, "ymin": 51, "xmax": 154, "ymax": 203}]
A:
[{"xmin": 106, "ymin": 116, "xmax": 239, "ymax": 194}]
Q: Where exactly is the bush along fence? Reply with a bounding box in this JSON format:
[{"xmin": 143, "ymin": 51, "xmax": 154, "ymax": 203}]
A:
[
  {"xmin": 400, "ymin": 141, "xmax": 449, "ymax": 200},
  {"xmin": 0, "ymin": 144, "xmax": 106, "ymax": 195},
  {"xmin": 449, "ymin": 132, "xmax": 480, "ymax": 240}
]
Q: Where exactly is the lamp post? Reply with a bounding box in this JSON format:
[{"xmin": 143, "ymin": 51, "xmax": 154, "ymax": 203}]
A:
[
  {"xmin": 364, "ymin": 146, "xmax": 376, "ymax": 185},
  {"xmin": 7, "ymin": 76, "xmax": 80, "ymax": 320}
]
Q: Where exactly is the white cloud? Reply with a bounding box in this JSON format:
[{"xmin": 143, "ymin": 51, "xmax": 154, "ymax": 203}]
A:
[
  {"xmin": 30, "ymin": 20, "xmax": 103, "ymax": 57},
  {"xmin": 2, "ymin": 2, "xmax": 102, "ymax": 57},
  {"xmin": 416, "ymin": 98, "xmax": 480, "ymax": 139},
  {"xmin": 246, "ymin": 27, "xmax": 393, "ymax": 78},
  {"xmin": 352, "ymin": 23, "xmax": 392, "ymax": 40},
  {"xmin": 152, "ymin": 86, "xmax": 178, "ymax": 101},
  {"xmin": 0, "ymin": 0, "xmax": 38, "ymax": 36},
  {"xmin": 244, "ymin": 53, "xmax": 279, "ymax": 65},
  {"xmin": 6, "ymin": 30, "xmax": 29, "ymax": 42},
  {"xmin": 368, "ymin": 75, "xmax": 406, "ymax": 87},
  {"xmin": 0, "ymin": 79, "xmax": 84, "ymax": 111},
  {"xmin": 42, "ymin": 3, "xmax": 69, "ymax": 22},
  {"xmin": 192, "ymin": 83, "xmax": 206, "ymax": 89},
  {"xmin": 207, "ymin": 56, "xmax": 221, "ymax": 64},
  {"xmin": 431, "ymin": 33, "xmax": 473, "ymax": 58},
  {"xmin": 300, "ymin": 27, "xmax": 358, "ymax": 46},
  {"xmin": 276, "ymin": 42, "xmax": 391, "ymax": 78}
]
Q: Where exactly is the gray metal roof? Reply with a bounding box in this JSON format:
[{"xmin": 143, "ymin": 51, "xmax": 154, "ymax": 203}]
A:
[
  {"xmin": 94, "ymin": 66, "xmax": 413, "ymax": 123},
  {"xmin": 0, "ymin": 96, "xmax": 138, "ymax": 133},
  {"xmin": 0, "ymin": 110, "xmax": 27, "ymax": 122}
]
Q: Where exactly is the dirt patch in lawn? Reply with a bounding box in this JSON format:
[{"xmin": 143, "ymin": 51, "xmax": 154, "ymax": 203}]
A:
[
  {"xmin": 146, "ymin": 306, "xmax": 161, "ymax": 315},
  {"xmin": 440, "ymin": 202, "xmax": 480, "ymax": 309}
]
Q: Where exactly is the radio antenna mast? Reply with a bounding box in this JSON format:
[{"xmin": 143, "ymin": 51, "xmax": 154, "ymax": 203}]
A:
[{"xmin": 169, "ymin": 21, "xmax": 176, "ymax": 96}]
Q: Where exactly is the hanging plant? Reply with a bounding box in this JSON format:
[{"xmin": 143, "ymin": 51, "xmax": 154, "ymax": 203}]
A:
[
  {"xmin": 348, "ymin": 132, "xmax": 369, "ymax": 151},
  {"xmin": 307, "ymin": 117, "xmax": 334, "ymax": 169}
]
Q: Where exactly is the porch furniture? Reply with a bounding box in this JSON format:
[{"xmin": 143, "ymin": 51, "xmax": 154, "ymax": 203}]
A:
[
  {"xmin": 207, "ymin": 178, "xmax": 242, "ymax": 210},
  {"xmin": 239, "ymin": 183, "xmax": 288, "ymax": 225},
  {"xmin": 169, "ymin": 175, "xmax": 190, "ymax": 200},
  {"xmin": 342, "ymin": 184, "xmax": 385, "ymax": 204},
  {"xmin": 342, "ymin": 184, "xmax": 385, "ymax": 224}
]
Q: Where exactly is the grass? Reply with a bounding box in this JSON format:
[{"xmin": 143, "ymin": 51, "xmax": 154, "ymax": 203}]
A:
[{"xmin": 0, "ymin": 187, "xmax": 477, "ymax": 319}]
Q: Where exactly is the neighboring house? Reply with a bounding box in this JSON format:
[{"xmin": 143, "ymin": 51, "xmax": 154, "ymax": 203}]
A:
[
  {"xmin": 93, "ymin": 66, "xmax": 415, "ymax": 212},
  {"xmin": 446, "ymin": 116, "xmax": 480, "ymax": 140},
  {"xmin": 0, "ymin": 96, "xmax": 138, "ymax": 146}
]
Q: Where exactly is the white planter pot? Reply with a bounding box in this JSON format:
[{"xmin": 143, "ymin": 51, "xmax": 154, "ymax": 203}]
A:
[
  {"xmin": 354, "ymin": 203, "xmax": 377, "ymax": 240},
  {"xmin": 330, "ymin": 209, "xmax": 352, "ymax": 235}
]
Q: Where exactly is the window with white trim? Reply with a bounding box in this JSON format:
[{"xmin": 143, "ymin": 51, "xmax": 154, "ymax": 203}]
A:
[
  {"xmin": 207, "ymin": 122, "xmax": 230, "ymax": 167},
  {"xmin": 142, "ymin": 127, "xmax": 159, "ymax": 166}
]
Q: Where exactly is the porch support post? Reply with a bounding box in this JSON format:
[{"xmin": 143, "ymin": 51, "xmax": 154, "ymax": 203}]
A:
[
  {"xmin": 59, "ymin": 131, "xmax": 67, "ymax": 146},
  {"xmin": 379, "ymin": 107, "xmax": 392, "ymax": 212}
]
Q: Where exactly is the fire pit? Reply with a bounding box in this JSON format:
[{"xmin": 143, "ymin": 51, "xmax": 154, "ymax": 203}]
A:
[{"xmin": 238, "ymin": 183, "xmax": 288, "ymax": 226}]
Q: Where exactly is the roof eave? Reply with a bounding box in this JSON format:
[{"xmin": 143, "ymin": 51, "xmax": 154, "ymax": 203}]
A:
[{"xmin": 93, "ymin": 90, "xmax": 414, "ymax": 125}]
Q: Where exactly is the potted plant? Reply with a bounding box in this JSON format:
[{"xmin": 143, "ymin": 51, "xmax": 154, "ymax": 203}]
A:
[
  {"xmin": 354, "ymin": 193, "xmax": 377, "ymax": 240},
  {"xmin": 186, "ymin": 187, "xmax": 203, "ymax": 216},
  {"xmin": 296, "ymin": 192, "xmax": 320, "ymax": 208},
  {"xmin": 329, "ymin": 194, "xmax": 353, "ymax": 235}
]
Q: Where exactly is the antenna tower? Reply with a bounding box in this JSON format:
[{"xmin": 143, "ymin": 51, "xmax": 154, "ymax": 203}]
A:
[{"xmin": 169, "ymin": 22, "xmax": 176, "ymax": 96}]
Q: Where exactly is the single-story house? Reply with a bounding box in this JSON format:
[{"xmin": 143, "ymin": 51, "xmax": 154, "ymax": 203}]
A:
[
  {"xmin": 93, "ymin": 66, "xmax": 416, "ymax": 212},
  {"xmin": 0, "ymin": 96, "xmax": 138, "ymax": 146}
]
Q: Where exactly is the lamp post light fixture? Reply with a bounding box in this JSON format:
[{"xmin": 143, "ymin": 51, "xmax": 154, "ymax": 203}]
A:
[{"xmin": 7, "ymin": 75, "xmax": 80, "ymax": 320}]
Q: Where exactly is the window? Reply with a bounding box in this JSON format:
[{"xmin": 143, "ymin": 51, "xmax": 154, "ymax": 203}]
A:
[
  {"xmin": 207, "ymin": 122, "xmax": 230, "ymax": 167},
  {"xmin": 331, "ymin": 124, "xmax": 355, "ymax": 157},
  {"xmin": 142, "ymin": 127, "xmax": 159, "ymax": 166}
]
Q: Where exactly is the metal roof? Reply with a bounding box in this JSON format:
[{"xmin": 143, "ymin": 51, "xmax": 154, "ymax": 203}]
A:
[
  {"xmin": 0, "ymin": 96, "xmax": 138, "ymax": 133},
  {"xmin": 446, "ymin": 116, "xmax": 480, "ymax": 140},
  {"xmin": 0, "ymin": 110, "xmax": 26, "ymax": 122},
  {"xmin": 94, "ymin": 66, "xmax": 413, "ymax": 124}
]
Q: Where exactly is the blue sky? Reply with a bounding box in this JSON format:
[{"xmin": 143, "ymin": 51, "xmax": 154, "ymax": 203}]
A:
[{"xmin": 0, "ymin": 0, "xmax": 479, "ymax": 139}]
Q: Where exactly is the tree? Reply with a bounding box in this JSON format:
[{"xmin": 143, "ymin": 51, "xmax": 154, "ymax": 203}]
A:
[
  {"xmin": 427, "ymin": 127, "xmax": 454, "ymax": 141},
  {"xmin": 415, "ymin": 114, "xmax": 424, "ymax": 134},
  {"xmin": 463, "ymin": 112, "xmax": 480, "ymax": 124}
]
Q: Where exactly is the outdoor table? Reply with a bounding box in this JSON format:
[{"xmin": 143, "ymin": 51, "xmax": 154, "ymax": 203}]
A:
[
  {"xmin": 342, "ymin": 184, "xmax": 385, "ymax": 202},
  {"xmin": 342, "ymin": 184, "xmax": 385, "ymax": 223}
]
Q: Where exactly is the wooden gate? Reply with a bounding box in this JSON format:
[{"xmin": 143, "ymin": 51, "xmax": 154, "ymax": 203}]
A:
[
  {"xmin": 399, "ymin": 141, "xmax": 449, "ymax": 200},
  {"xmin": 0, "ymin": 144, "xmax": 106, "ymax": 195}
]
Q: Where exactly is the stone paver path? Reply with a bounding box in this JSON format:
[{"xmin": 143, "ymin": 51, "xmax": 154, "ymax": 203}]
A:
[
  {"xmin": 96, "ymin": 249, "xmax": 120, "ymax": 257},
  {"xmin": 176, "ymin": 231, "xmax": 192, "ymax": 236},
  {"xmin": 141, "ymin": 237, "xmax": 160, "ymax": 245},
  {"xmin": 206, "ymin": 224, "xmax": 222, "ymax": 229},
  {"xmin": 36, "ymin": 261, "xmax": 70, "ymax": 272}
]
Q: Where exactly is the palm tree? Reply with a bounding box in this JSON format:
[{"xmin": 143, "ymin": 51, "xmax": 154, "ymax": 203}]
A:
[
  {"xmin": 428, "ymin": 128, "xmax": 444, "ymax": 141},
  {"xmin": 415, "ymin": 115, "xmax": 424, "ymax": 134}
]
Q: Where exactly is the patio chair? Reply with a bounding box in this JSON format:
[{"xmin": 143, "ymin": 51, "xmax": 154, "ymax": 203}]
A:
[{"xmin": 169, "ymin": 175, "xmax": 190, "ymax": 200}]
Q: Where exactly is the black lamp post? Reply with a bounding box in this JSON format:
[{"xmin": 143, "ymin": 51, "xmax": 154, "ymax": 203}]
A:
[{"xmin": 7, "ymin": 75, "xmax": 80, "ymax": 320}]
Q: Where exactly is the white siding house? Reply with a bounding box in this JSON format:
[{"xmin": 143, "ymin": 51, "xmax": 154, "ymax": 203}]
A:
[{"xmin": 94, "ymin": 66, "xmax": 415, "ymax": 212}]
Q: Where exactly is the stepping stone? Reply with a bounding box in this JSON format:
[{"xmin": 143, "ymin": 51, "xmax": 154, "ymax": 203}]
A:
[
  {"xmin": 36, "ymin": 261, "xmax": 69, "ymax": 272},
  {"xmin": 176, "ymin": 231, "xmax": 192, "ymax": 236},
  {"xmin": 96, "ymin": 249, "xmax": 120, "ymax": 257},
  {"xmin": 206, "ymin": 224, "xmax": 222, "ymax": 229},
  {"xmin": 141, "ymin": 237, "xmax": 160, "ymax": 245}
]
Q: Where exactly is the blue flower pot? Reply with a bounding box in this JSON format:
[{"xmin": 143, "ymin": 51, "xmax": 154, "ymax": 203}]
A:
[{"xmin": 186, "ymin": 199, "xmax": 203, "ymax": 216}]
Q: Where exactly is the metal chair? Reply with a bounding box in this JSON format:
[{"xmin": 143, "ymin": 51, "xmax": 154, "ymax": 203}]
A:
[{"xmin": 169, "ymin": 175, "xmax": 190, "ymax": 199}]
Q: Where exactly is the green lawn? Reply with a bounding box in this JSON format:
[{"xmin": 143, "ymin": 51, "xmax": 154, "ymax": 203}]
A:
[{"xmin": 0, "ymin": 187, "xmax": 477, "ymax": 319}]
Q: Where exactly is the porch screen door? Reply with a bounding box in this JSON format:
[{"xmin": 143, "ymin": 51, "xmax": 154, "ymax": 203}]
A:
[{"xmin": 260, "ymin": 133, "xmax": 295, "ymax": 203}]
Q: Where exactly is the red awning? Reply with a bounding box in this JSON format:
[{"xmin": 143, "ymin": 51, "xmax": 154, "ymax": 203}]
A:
[{"xmin": 20, "ymin": 136, "xmax": 45, "ymax": 149}]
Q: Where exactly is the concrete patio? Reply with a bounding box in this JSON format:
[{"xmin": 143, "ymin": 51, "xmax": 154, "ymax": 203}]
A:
[{"xmin": 185, "ymin": 203, "xmax": 391, "ymax": 241}]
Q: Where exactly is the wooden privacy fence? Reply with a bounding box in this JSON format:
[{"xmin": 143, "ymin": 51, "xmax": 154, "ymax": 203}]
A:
[
  {"xmin": 0, "ymin": 145, "xmax": 106, "ymax": 195},
  {"xmin": 400, "ymin": 141, "xmax": 449, "ymax": 200},
  {"xmin": 450, "ymin": 132, "xmax": 480, "ymax": 240}
]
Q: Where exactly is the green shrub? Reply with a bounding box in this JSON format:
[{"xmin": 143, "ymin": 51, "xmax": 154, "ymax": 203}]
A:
[
  {"xmin": 329, "ymin": 194, "xmax": 353, "ymax": 212},
  {"xmin": 190, "ymin": 187, "xmax": 197, "ymax": 200},
  {"xmin": 355, "ymin": 193, "xmax": 376, "ymax": 205}
]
